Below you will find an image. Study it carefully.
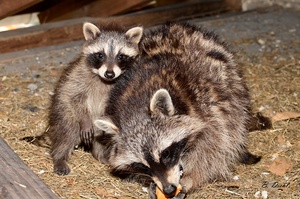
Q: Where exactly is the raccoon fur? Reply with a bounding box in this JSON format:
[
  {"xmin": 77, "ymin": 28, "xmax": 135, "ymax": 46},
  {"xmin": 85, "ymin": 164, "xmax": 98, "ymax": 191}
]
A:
[
  {"xmin": 23, "ymin": 22, "xmax": 143, "ymax": 176},
  {"xmin": 93, "ymin": 22, "xmax": 264, "ymax": 198}
]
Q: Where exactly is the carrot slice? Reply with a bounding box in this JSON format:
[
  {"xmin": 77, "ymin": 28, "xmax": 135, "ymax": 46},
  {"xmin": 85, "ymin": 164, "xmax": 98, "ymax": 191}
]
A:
[{"xmin": 156, "ymin": 185, "xmax": 182, "ymax": 199}]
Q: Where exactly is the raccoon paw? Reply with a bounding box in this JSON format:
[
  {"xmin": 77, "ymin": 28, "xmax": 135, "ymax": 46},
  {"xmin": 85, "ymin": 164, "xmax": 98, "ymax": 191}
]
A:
[
  {"xmin": 171, "ymin": 191, "xmax": 186, "ymax": 199},
  {"xmin": 54, "ymin": 161, "xmax": 70, "ymax": 175},
  {"xmin": 80, "ymin": 118, "xmax": 94, "ymax": 147},
  {"xmin": 81, "ymin": 129, "xmax": 94, "ymax": 147},
  {"xmin": 21, "ymin": 136, "xmax": 35, "ymax": 142}
]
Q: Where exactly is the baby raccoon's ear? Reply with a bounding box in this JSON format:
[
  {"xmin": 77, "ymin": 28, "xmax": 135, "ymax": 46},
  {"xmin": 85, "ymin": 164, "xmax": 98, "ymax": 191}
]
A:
[
  {"xmin": 83, "ymin": 22, "xmax": 101, "ymax": 41},
  {"xmin": 125, "ymin": 27, "xmax": 143, "ymax": 45},
  {"xmin": 94, "ymin": 118, "xmax": 119, "ymax": 135},
  {"xmin": 150, "ymin": 89, "xmax": 175, "ymax": 116}
]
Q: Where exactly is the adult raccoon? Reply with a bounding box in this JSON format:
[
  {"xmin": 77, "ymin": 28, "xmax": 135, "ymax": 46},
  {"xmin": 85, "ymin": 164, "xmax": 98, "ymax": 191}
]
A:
[{"xmin": 93, "ymin": 22, "xmax": 267, "ymax": 198}]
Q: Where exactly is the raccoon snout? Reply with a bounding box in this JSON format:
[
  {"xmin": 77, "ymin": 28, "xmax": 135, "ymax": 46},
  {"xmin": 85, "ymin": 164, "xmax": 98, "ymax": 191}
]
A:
[
  {"xmin": 163, "ymin": 184, "xmax": 177, "ymax": 196},
  {"xmin": 104, "ymin": 71, "xmax": 115, "ymax": 79}
]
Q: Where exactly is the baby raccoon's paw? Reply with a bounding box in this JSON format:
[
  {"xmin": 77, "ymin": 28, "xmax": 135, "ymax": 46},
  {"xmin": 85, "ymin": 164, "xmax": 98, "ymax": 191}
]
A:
[
  {"xmin": 54, "ymin": 161, "xmax": 70, "ymax": 176},
  {"xmin": 80, "ymin": 117, "xmax": 94, "ymax": 147},
  {"xmin": 80, "ymin": 128, "xmax": 94, "ymax": 147}
]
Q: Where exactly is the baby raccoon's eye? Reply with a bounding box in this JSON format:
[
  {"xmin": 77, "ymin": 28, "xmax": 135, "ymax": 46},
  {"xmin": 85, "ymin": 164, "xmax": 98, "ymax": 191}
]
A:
[
  {"xmin": 98, "ymin": 53, "xmax": 104, "ymax": 60},
  {"xmin": 117, "ymin": 54, "xmax": 127, "ymax": 60}
]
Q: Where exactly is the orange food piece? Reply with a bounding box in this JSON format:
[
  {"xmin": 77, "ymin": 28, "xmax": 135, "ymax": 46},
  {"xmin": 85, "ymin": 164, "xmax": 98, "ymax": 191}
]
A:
[{"xmin": 156, "ymin": 185, "xmax": 182, "ymax": 199}]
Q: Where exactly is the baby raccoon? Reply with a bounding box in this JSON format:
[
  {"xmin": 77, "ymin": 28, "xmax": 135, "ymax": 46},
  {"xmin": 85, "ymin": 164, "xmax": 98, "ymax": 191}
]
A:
[{"xmin": 24, "ymin": 22, "xmax": 143, "ymax": 176}]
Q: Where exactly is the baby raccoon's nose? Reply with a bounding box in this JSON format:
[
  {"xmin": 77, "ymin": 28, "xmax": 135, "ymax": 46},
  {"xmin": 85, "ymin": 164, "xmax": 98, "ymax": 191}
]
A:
[
  {"xmin": 163, "ymin": 184, "xmax": 177, "ymax": 196},
  {"xmin": 104, "ymin": 71, "xmax": 115, "ymax": 79}
]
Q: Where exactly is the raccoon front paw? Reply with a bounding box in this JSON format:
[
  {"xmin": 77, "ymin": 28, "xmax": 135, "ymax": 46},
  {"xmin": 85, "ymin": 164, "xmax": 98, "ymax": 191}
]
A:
[
  {"xmin": 81, "ymin": 128, "xmax": 94, "ymax": 147},
  {"xmin": 54, "ymin": 161, "xmax": 70, "ymax": 175},
  {"xmin": 80, "ymin": 118, "xmax": 94, "ymax": 147},
  {"xmin": 170, "ymin": 191, "xmax": 186, "ymax": 199}
]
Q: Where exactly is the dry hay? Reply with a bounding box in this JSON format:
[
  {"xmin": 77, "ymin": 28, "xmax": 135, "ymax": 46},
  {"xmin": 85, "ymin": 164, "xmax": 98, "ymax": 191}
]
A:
[{"xmin": 0, "ymin": 30, "xmax": 299, "ymax": 199}]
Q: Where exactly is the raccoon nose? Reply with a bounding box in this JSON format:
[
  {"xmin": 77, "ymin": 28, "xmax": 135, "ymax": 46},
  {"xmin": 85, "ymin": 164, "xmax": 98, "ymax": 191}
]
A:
[
  {"xmin": 163, "ymin": 184, "xmax": 177, "ymax": 196},
  {"xmin": 104, "ymin": 71, "xmax": 115, "ymax": 79}
]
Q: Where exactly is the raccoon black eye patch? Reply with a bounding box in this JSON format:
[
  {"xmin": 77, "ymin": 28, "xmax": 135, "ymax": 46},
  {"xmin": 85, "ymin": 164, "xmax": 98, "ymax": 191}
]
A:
[
  {"xmin": 129, "ymin": 162, "xmax": 152, "ymax": 175},
  {"xmin": 87, "ymin": 52, "xmax": 105, "ymax": 68},
  {"xmin": 160, "ymin": 138, "xmax": 188, "ymax": 167}
]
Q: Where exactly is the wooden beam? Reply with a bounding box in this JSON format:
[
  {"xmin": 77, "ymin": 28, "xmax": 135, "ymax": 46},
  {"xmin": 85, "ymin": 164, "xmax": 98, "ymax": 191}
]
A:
[
  {"xmin": 38, "ymin": 0, "xmax": 153, "ymax": 23},
  {"xmin": 0, "ymin": 0, "xmax": 42, "ymax": 20},
  {"xmin": 38, "ymin": 0, "xmax": 95, "ymax": 23},
  {"xmin": 224, "ymin": 0, "xmax": 242, "ymax": 11},
  {"xmin": 156, "ymin": 0, "xmax": 194, "ymax": 7},
  {"xmin": 0, "ymin": 0, "xmax": 227, "ymax": 54},
  {"xmin": 0, "ymin": 136, "xmax": 58, "ymax": 198},
  {"xmin": 117, "ymin": 0, "xmax": 228, "ymax": 26}
]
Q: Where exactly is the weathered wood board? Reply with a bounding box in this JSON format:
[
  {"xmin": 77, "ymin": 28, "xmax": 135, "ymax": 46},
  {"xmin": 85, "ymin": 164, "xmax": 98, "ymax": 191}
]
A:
[
  {"xmin": 0, "ymin": 0, "xmax": 42, "ymax": 20},
  {"xmin": 0, "ymin": 136, "xmax": 58, "ymax": 199},
  {"xmin": 38, "ymin": 0, "xmax": 153, "ymax": 23}
]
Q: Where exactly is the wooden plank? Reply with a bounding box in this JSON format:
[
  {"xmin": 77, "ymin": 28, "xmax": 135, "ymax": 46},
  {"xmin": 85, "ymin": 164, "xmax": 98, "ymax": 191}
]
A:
[
  {"xmin": 39, "ymin": 0, "xmax": 153, "ymax": 23},
  {"xmin": 0, "ymin": 0, "xmax": 42, "ymax": 20},
  {"xmin": 38, "ymin": 0, "xmax": 95, "ymax": 23},
  {"xmin": 116, "ymin": 0, "xmax": 228, "ymax": 26},
  {"xmin": 0, "ymin": 0, "xmax": 227, "ymax": 54},
  {"xmin": 224, "ymin": 0, "xmax": 242, "ymax": 11},
  {"xmin": 0, "ymin": 136, "xmax": 58, "ymax": 199},
  {"xmin": 156, "ymin": 0, "xmax": 193, "ymax": 6}
]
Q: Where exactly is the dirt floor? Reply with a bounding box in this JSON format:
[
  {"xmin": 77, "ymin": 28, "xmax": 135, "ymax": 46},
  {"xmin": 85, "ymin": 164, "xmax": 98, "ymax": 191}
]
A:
[{"xmin": 0, "ymin": 6, "xmax": 299, "ymax": 199}]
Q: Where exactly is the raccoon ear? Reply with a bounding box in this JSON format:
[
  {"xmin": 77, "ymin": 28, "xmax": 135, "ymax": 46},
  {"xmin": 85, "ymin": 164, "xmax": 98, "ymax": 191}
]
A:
[
  {"xmin": 94, "ymin": 118, "xmax": 119, "ymax": 134},
  {"xmin": 150, "ymin": 89, "xmax": 175, "ymax": 116},
  {"xmin": 83, "ymin": 22, "xmax": 101, "ymax": 41},
  {"xmin": 125, "ymin": 27, "xmax": 143, "ymax": 44}
]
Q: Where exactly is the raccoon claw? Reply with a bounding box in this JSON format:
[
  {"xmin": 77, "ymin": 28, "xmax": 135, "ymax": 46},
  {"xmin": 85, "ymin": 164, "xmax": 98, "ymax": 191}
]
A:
[{"xmin": 81, "ymin": 129, "xmax": 94, "ymax": 147}]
